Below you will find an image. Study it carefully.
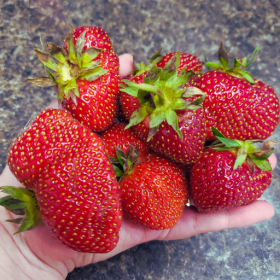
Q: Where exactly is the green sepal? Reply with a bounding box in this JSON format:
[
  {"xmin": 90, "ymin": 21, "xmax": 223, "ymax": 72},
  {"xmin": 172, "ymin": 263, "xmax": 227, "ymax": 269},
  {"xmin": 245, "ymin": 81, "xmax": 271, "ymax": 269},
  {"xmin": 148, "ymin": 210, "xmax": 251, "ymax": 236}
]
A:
[
  {"xmin": 205, "ymin": 62, "xmax": 223, "ymax": 70},
  {"xmin": 122, "ymin": 79, "xmax": 159, "ymax": 94},
  {"xmin": 116, "ymin": 149, "xmax": 124, "ymax": 166},
  {"xmin": 144, "ymin": 67, "xmax": 161, "ymax": 84},
  {"xmin": 237, "ymin": 70, "xmax": 255, "ymax": 84},
  {"xmin": 76, "ymin": 31, "xmax": 87, "ymax": 68},
  {"xmin": 26, "ymin": 77, "xmax": 56, "ymax": 87},
  {"xmin": 112, "ymin": 165, "xmax": 124, "ymax": 177},
  {"xmin": 48, "ymin": 42, "xmax": 67, "ymax": 64},
  {"xmin": 165, "ymin": 108, "xmax": 183, "ymax": 139},
  {"xmin": 253, "ymin": 150, "xmax": 274, "ymax": 160},
  {"xmin": 212, "ymin": 127, "xmax": 241, "ymax": 148},
  {"xmin": 218, "ymin": 42, "xmax": 229, "ymax": 69},
  {"xmin": 125, "ymin": 103, "xmax": 148, "ymax": 129},
  {"xmin": 244, "ymin": 45, "xmax": 260, "ymax": 69},
  {"xmin": 147, "ymin": 126, "xmax": 159, "ymax": 141},
  {"xmin": 233, "ymin": 146, "xmax": 247, "ymax": 169},
  {"xmin": 0, "ymin": 186, "xmax": 41, "ymax": 234},
  {"xmin": 119, "ymin": 82, "xmax": 138, "ymax": 97},
  {"xmin": 150, "ymin": 110, "xmax": 165, "ymax": 128},
  {"xmin": 45, "ymin": 67, "xmax": 56, "ymax": 82},
  {"xmin": 35, "ymin": 49, "xmax": 58, "ymax": 71},
  {"xmin": 212, "ymin": 146, "xmax": 232, "ymax": 151},
  {"xmin": 80, "ymin": 67, "xmax": 108, "ymax": 81},
  {"xmin": 248, "ymin": 155, "xmax": 272, "ymax": 171},
  {"xmin": 81, "ymin": 48, "xmax": 102, "ymax": 69}
]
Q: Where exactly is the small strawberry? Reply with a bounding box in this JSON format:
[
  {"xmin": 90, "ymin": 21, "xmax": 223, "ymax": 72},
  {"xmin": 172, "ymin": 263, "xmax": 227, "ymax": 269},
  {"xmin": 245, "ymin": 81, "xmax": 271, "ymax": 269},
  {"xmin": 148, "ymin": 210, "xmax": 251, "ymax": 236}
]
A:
[
  {"xmin": 100, "ymin": 122, "xmax": 149, "ymax": 163},
  {"xmin": 3, "ymin": 109, "xmax": 122, "ymax": 253},
  {"xmin": 27, "ymin": 26, "xmax": 120, "ymax": 132},
  {"xmin": 119, "ymin": 53, "xmax": 207, "ymax": 164},
  {"xmin": 189, "ymin": 43, "xmax": 280, "ymax": 140},
  {"xmin": 190, "ymin": 127, "xmax": 276, "ymax": 212},
  {"xmin": 111, "ymin": 147, "xmax": 188, "ymax": 229}
]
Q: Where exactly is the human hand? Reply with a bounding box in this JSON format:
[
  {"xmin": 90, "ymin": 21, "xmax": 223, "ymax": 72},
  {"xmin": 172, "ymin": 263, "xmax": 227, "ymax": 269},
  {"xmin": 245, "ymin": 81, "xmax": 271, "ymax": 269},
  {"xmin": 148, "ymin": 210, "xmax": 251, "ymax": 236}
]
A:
[{"xmin": 0, "ymin": 54, "xmax": 276, "ymax": 280}]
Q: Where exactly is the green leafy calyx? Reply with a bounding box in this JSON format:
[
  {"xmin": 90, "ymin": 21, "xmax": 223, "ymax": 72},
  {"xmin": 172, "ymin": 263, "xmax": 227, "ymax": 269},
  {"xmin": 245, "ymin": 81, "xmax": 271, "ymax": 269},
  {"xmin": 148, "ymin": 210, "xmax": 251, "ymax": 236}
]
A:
[
  {"xmin": 211, "ymin": 127, "xmax": 276, "ymax": 172},
  {"xmin": 110, "ymin": 145, "xmax": 140, "ymax": 181},
  {"xmin": 120, "ymin": 53, "xmax": 206, "ymax": 140},
  {"xmin": 132, "ymin": 49, "xmax": 163, "ymax": 76},
  {"xmin": 0, "ymin": 186, "xmax": 41, "ymax": 234},
  {"xmin": 205, "ymin": 42, "xmax": 260, "ymax": 84},
  {"xmin": 27, "ymin": 26, "xmax": 107, "ymax": 105}
]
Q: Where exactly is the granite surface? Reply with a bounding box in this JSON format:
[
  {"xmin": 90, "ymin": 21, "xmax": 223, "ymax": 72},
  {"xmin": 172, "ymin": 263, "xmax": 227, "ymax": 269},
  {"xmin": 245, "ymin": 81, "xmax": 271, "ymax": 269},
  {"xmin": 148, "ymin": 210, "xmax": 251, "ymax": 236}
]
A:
[{"xmin": 0, "ymin": 0, "xmax": 280, "ymax": 279}]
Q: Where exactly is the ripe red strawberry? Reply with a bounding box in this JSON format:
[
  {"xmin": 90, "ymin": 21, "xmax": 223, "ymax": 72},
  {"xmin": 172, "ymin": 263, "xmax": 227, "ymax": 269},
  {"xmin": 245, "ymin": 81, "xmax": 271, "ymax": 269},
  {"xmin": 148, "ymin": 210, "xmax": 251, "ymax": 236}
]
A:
[
  {"xmin": 117, "ymin": 152, "xmax": 188, "ymax": 229},
  {"xmin": 189, "ymin": 43, "xmax": 280, "ymax": 140},
  {"xmin": 119, "ymin": 53, "xmax": 207, "ymax": 164},
  {"xmin": 120, "ymin": 50, "xmax": 203, "ymax": 122},
  {"xmin": 100, "ymin": 122, "xmax": 149, "ymax": 163},
  {"xmin": 28, "ymin": 26, "xmax": 121, "ymax": 132},
  {"xmin": 156, "ymin": 51, "xmax": 202, "ymax": 74},
  {"xmin": 190, "ymin": 128, "xmax": 276, "ymax": 212},
  {"xmin": 3, "ymin": 109, "xmax": 122, "ymax": 253}
]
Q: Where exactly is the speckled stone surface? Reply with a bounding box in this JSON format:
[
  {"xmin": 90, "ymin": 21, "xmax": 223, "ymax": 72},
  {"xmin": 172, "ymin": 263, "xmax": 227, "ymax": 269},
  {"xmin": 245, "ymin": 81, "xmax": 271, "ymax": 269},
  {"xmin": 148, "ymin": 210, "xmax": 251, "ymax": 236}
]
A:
[{"xmin": 1, "ymin": 0, "xmax": 280, "ymax": 279}]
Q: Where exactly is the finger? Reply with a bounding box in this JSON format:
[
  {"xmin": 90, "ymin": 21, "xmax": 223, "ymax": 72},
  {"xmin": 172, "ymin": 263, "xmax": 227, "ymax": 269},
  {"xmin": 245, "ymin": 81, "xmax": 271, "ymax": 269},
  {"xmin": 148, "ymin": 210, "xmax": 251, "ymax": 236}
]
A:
[
  {"xmin": 268, "ymin": 153, "xmax": 277, "ymax": 170},
  {"xmin": 157, "ymin": 200, "xmax": 274, "ymax": 241},
  {"xmin": 119, "ymin": 54, "xmax": 134, "ymax": 78}
]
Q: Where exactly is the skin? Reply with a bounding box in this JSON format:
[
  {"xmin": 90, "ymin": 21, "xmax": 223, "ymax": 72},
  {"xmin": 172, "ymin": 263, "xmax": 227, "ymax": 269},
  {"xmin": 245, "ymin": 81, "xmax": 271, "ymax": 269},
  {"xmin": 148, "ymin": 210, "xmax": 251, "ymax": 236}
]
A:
[{"xmin": 0, "ymin": 54, "xmax": 277, "ymax": 280}]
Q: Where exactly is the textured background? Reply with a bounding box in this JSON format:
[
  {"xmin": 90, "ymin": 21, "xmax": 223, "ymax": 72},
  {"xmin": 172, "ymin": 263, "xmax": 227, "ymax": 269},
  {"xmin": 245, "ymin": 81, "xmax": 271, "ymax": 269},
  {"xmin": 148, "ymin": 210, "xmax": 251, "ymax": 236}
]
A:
[{"xmin": 0, "ymin": 0, "xmax": 280, "ymax": 279}]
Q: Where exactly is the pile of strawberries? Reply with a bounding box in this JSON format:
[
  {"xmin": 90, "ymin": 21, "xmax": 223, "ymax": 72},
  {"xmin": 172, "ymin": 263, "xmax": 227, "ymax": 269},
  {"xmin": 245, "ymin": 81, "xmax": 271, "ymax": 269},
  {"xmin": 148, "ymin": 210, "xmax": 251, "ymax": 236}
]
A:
[{"xmin": 0, "ymin": 26, "xmax": 279, "ymax": 254}]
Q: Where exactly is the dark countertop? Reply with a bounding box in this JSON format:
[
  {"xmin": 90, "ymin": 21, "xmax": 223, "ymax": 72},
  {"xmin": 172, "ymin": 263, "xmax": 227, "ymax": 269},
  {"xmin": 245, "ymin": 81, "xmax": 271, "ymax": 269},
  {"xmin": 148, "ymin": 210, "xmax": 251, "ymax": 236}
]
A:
[{"xmin": 1, "ymin": 0, "xmax": 280, "ymax": 279}]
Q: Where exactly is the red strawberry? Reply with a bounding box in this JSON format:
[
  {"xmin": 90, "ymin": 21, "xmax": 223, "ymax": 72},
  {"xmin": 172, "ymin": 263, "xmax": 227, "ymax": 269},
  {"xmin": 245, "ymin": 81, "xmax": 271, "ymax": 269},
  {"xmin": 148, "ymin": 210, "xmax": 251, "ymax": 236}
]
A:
[
  {"xmin": 28, "ymin": 26, "xmax": 120, "ymax": 132},
  {"xmin": 119, "ymin": 53, "xmax": 207, "ymax": 164},
  {"xmin": 120, "ymin": 50, "xmax": 203, "ymax": 122},
  {"xmin": 189, "ymin": 43, "xmax": 280, "ymax": 140},
  {"xmin": 190, "ymin": 127, "xmax": 276, "ymax": 212},
  {"xmin": 156, "ymin": 51, "xmax": 202, "ymax": 74},
  {"xmin": 4, "ymin": 109, "xmax": 122, "ymax": 253},
  {"xmin": 100, "ymin": 122, "xmax": 149, "ymax": 163},
  {"xmin": 116, "ymin": 152, "xmax": 188, "ymax": 229}
]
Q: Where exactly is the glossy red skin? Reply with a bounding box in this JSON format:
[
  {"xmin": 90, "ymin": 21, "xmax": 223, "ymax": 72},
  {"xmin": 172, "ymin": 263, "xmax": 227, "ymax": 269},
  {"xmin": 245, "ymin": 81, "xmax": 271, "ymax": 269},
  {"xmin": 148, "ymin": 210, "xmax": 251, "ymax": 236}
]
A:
[
  {"xmin": 190, "ymin": 148, "xmax": 272, "ymax": 212},
  {"xmin": 71, "ymin": 26, "xmax": 114, "ymax": 53},
  {"xmin": 62, "ymin": 26, "xmax": 121, "ymax": 132},
  {"xmin": 189, "ymin": 70, "xmax": 280, "ymax": 140},
  {"xmin": 62, "ymin": 76, "xmax": 118, "ymax": 132},
  {"xmin": 156, "ymin": 52, "xmax": 202, "ymax": 74},
  {"xmin": 120, "ymin": 154, "xmax": 188, "ymax": 229},
  {"xmin": 8, "ymin": 109, "xmax": 123, "ymax": 253},
  {"xmin": 37, "ymin": 138, "xmax": 122, "ymax": 253},
  {"xmin": 100, "ymin": 123, "xmax": 149, "ymax": 163},
  {"xmin": 131, "ymin": 107, "xmax": 207, "ymax": 164}
]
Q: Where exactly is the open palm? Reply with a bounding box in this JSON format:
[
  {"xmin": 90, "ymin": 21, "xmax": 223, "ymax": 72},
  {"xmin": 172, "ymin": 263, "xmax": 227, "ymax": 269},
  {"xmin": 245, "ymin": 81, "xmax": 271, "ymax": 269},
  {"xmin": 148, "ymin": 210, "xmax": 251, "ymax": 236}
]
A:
[{"xmin": 0, "ymin": 54, "xmax": 276, "ymax": 280}]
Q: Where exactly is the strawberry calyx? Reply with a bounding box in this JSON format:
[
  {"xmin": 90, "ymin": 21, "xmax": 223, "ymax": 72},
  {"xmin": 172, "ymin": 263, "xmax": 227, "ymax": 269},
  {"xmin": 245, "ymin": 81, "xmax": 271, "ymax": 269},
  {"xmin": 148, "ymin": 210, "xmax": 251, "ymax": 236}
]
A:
[
  {"xmin": 131, "ymin": 49, "xmax": 163, "ymax": 76},
  {"xmin": 27, "ymin": 26, "xmax": 108, "ymax": 105},
  {"xmin": 120, "ymin": 53, "xmax": 206, "ymax": 140},
  {"xmin": 205, "ymin": 42, "xmax": 260, "ymax": 84},
  {"xmin": 210, "ymin": 127, "xmax": 277, "ymax": 172},
  {"xmin": 0, "ymin": 186, "xmax": 41, "ymax": 234},
  {"xmin": 110, "ymin": 145, "xmax": 140, "ymax": 181}
]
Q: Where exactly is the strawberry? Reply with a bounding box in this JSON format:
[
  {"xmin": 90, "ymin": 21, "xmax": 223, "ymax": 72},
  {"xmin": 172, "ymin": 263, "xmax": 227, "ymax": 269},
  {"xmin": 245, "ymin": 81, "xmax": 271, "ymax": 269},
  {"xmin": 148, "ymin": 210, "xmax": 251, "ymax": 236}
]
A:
[
  {"xmin": 27, "ymin": 26, "xmax": 120, "ymax": 132},
  {"xmin": 112, "ymin": 148, "xmax": 188, "ymax": 229},
  {"xmin": 2, "ymin": 109, "xmax": 122, "ymax": 253},
  {"xmin": 120, "ymin": 50, "xmax": 203, "ymax": 122},
  {"xmin": 189, "ymin": 43, "xmax": 280, "ymax": 140},
  {"xmin": 100, "ymin": 122, "xmax": 149, "ymax": 163},
  {"xmin": 190, "ymin": 127, "xmax": 276, "ymax": 212},
  {"xmin": 119, "ymin": 53, "xmax": 207, "ymax": 164}
]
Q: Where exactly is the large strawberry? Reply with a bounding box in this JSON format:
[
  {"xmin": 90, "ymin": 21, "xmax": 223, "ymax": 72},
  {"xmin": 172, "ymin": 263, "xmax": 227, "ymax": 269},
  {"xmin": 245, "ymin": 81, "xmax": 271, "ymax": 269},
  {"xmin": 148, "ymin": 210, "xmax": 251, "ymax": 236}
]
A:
[
  {"xmin": 119, "ymin": 53, "xmax": 207, "ymax": 164},
  {"xmin": 189, "ymin": 43, "xmax": 280, "ymax": 140},
  {"xmin": 190, "ymin": 127, "xmax": 276, "ymax": 212},
  {"xmin": 28, "ymin": 26, "xmax": 120, "ymax": 132},
  {"xmin": 2, "ymin": 109, "xmax": 122, "ymax": 253}
]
